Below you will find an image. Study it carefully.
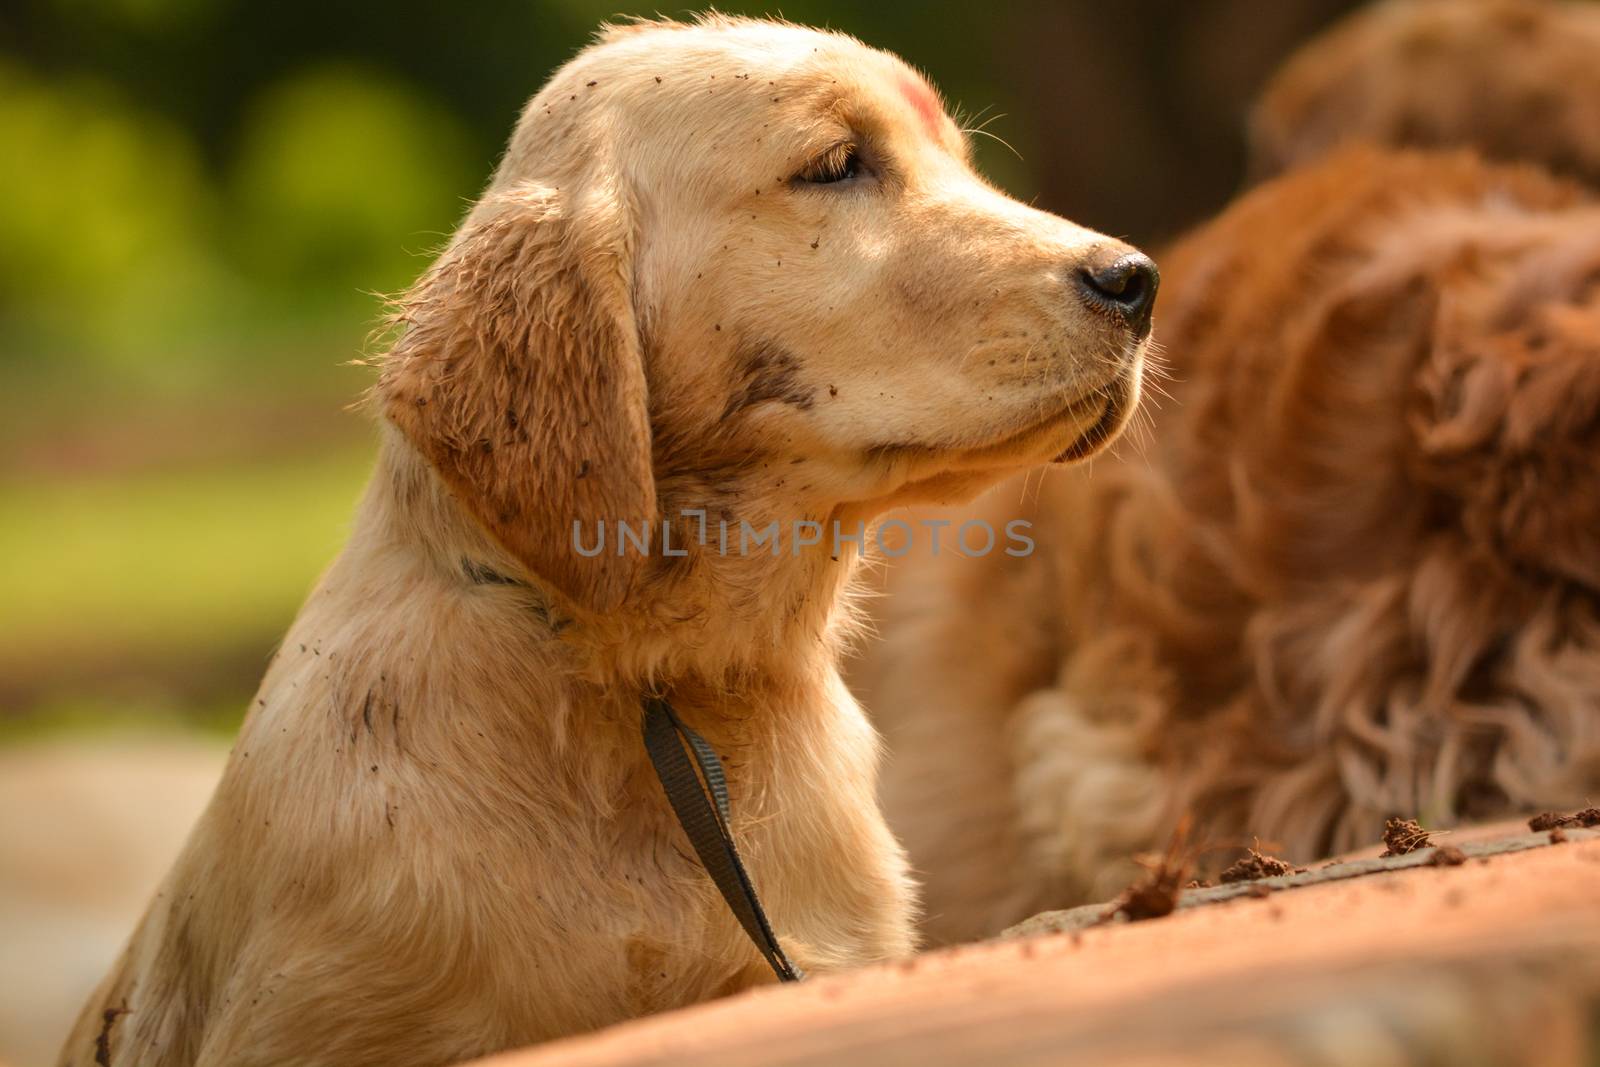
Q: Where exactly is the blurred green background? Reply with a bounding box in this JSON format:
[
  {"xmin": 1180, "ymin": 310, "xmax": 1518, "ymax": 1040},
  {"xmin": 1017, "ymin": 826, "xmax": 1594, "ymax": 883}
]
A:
[{"xmin": 0, "ymin": 0, "xmax": 1363, "ymax": 739}]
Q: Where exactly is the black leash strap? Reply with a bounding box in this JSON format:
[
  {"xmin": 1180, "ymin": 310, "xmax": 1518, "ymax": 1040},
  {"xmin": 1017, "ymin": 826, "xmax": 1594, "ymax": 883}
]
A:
[{"xmin": 641, "ymin": 696, "xmax": 803, "ymax": 983}]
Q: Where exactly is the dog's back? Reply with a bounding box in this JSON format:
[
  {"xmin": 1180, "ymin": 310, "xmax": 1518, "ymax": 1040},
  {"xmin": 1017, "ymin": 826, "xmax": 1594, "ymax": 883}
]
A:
[{"xmin": 1251, "ymin": 0, "xmax": 1600, "ymax": 185}]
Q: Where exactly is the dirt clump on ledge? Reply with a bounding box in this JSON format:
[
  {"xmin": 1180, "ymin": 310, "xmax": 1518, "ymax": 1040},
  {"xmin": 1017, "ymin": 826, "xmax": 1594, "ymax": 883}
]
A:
[
  {"xmin": 1219, "ymin": 847, "xmax": 1302, "ymax": 883},
  {"xmin": 1099, "ymin": 817, "xmax": 1194, "ymax": 923},
  {"xmin": 1380, "ymin": 817, "xmax": 1433, "ymax": 857},
  {"xmin": 1528, "ymin": 808, "xmax": 1600, "ymax": 832}
]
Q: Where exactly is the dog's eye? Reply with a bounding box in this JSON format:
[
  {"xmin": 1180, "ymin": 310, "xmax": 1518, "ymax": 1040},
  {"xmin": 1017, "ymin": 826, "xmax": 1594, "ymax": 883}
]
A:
[{"xmin": 797, "ymin": 143, "xmax": 860, "ymax": 185}]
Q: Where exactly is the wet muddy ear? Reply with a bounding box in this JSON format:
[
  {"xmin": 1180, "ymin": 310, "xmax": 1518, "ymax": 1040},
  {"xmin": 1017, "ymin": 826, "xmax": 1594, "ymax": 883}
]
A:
[{"xmin": 379, "ymin": 181, "xmax": 655, "ymax": 614}]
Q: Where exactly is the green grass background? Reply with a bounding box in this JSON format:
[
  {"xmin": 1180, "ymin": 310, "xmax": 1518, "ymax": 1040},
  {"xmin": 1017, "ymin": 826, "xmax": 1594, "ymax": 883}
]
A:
[{"xmin": 0, "ymin": 443, "xmax": 373, "ymax": 737}]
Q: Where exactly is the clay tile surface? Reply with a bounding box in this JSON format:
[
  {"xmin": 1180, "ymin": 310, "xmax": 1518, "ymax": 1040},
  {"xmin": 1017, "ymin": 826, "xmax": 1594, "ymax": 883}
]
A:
[{"xmin": 466, "ymin": 822, "xmax": 1600, "ymax": 1067}]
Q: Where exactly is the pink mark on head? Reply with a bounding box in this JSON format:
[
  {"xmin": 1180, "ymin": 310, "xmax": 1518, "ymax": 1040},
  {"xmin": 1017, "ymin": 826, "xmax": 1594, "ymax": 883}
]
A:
[{"xmin": 898, "ymin": 74, "xmax": 946, "ymax": 140}]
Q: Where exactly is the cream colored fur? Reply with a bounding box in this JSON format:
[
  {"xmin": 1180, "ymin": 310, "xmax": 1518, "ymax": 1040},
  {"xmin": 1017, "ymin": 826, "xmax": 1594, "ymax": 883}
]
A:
[{"xmin": 60, "ymin": 17, "xmax": 1149, "ymax": 1067}]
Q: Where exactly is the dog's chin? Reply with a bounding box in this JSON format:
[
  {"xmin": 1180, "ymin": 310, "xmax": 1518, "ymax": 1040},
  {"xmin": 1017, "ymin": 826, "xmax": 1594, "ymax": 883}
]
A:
[
  {"xmin": 857, "ymin": 382, "xmax": 1126, "ymax": 510},
  {"xmin": 1049, "ymin": 379, "xmax": 1130, "ymax": 464},
  {"xmin": 993, "ymin": 390, "xmax": 1115, "ymax": 467},
  {"xmin": 837, "ymin": 364, "xmax": 1144, "ymax": 518},
  {"xmin": 982, "ymin": 369, "xmax": 1138, "ymax": 470}
]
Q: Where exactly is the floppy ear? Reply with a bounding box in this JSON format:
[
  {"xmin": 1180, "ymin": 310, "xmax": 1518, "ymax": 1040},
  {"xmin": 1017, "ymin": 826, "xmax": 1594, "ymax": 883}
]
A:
[{"xmin": 379, "ymin": 180, "xmax": 655, "ymax": 613}]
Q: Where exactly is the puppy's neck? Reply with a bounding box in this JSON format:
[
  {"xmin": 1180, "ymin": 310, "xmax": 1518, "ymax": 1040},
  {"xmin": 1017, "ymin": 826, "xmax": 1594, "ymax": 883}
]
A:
[{"xmin": 358, "ymin": 429, "xmax": 862, "ymax": 691}]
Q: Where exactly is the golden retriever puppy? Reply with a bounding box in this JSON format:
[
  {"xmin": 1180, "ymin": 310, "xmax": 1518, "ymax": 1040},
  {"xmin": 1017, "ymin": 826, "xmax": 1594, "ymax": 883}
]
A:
[
  {"xmin": 868, "ymin": 147, "xmax": 1600, "ymax": 944},
  {"xmin": 60, "ymin": 16, "xmax": 1154, "ymax": 1066},
  {"xmin": 1251, "ymin": 0, "xmax": 1600, "ymax": 185}
]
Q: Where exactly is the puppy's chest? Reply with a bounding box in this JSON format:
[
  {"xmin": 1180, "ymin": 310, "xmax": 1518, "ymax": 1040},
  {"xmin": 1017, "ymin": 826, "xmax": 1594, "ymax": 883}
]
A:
[
  {"xmin": 468, "ymin": 799, "xmax": 782, "ymax": 1028},
  {"xmin": 379, "ymin": 688, "xmax": 849, "ymax": 1019}
]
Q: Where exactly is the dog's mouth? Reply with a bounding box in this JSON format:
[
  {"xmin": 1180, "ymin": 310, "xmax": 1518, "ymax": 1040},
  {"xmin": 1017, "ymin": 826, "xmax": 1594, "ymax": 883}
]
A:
[
  {"xmin": 991, "ymin": 388, "xmax": 1113, "ymax": 463},
  {"xmin": 843, "ymin": 360, "xmax": 1142, "ymax": 514},
  {"xmin": 981, "ymin": 366, "xmax": 1136, "ymax": 469},
  {"xmin": 1049, "ymin": 380, "xmax": 1127, "ymax": 463},
  {"xmin": 873, "ymin": 373, "xmax": 1127, "ymax": 471}
]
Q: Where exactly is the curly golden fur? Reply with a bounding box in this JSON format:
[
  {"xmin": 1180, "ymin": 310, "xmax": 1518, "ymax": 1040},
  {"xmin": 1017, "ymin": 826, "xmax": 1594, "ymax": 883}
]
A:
[
  {"xmin": 1251, "ymin": 0, "xmax": 1600, "ymax": 186},
  {"xmin": 59, "ymin": 16, "xmax": 1151, "ymax": 1065},
  {"xmin": 865, "ymin": 148, "xmax": 1600, "ymax": 944}
]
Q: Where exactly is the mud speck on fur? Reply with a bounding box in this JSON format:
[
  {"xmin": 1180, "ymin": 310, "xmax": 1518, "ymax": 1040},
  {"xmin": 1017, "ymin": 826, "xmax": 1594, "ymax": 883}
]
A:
[
  {"xmin": 721, "ymin": 339, "xmax": 815, "ymax": 418},
  {"xmin": 1219, "ymin": 846, "xmax": 1301, "ymax": 883},
  {"xmin": 1097, "ymin": 816, "xmax": 1193, "ymax": 924},
  {"xmin": 1380, "ymin": 817, "xmax": 1433, "ymax": 857},
  {"xmin": 462, "ymin": 557, "xmax": 526, "ymax": 587},
  {"xmin": 94, "ymin": 1003, "xmax": 127, "ymax": 1066}
]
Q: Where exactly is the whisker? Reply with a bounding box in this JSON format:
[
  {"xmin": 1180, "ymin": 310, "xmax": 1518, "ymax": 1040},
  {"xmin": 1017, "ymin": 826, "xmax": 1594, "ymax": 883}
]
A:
[
  {"xmin": 955, "ymin": 102, "xmax": 995, "ymax": 129},
  {"xmin": 1016, "ymin": 465, "xmax": 1038, "ymax": 507},
  {"xmin": 964, "ymin": 111, "xmax": 1008, "ymax": 135},
  {"xmin": 965, "ymin": 126, "xmax": 1024, "ymax": 163},
  {"xmin": 1029, "ymin": 464, "xmax": 1051, "ymax": 509}
]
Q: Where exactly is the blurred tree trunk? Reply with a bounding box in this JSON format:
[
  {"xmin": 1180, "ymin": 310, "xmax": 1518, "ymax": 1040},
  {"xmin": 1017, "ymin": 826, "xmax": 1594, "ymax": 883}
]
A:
[{"xmin": 993, "ymin": 0, "xmax": 1364, "ymax": 246}]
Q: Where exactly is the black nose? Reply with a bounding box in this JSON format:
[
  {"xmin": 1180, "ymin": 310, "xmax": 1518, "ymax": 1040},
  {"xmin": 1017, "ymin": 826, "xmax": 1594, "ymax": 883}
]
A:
[{"xmin": 1076, "ymin": 252, "xmax": 1159, "ymax": 338}]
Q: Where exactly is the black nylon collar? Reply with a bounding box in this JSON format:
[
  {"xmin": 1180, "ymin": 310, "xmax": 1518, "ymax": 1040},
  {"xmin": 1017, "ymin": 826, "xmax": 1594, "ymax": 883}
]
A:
[{"xmin": 640, "ymin": 696, "xmax": 804, "ymax": 983}]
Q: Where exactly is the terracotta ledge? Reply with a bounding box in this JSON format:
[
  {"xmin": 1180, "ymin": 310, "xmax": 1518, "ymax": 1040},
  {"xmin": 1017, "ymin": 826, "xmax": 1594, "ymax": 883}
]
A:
[{"xmin": 469, "ymin": 823, "xmax": 1600, "ymax": 1067}]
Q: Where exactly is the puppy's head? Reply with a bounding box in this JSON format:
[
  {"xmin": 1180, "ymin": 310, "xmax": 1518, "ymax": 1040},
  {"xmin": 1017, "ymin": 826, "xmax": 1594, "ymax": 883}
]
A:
[{"xmin": 380, "ymin": 17, "xmax": 1153, "ymax": 612}]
